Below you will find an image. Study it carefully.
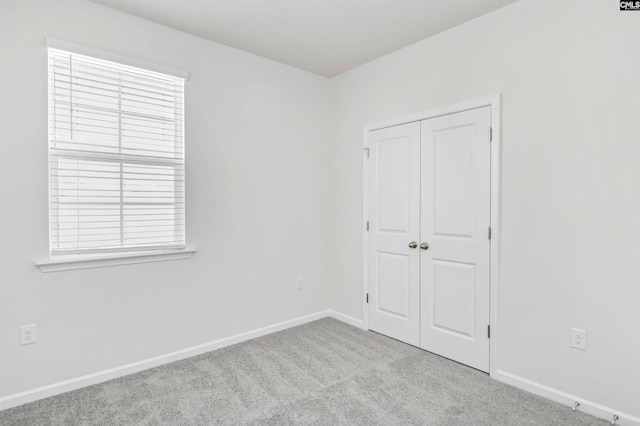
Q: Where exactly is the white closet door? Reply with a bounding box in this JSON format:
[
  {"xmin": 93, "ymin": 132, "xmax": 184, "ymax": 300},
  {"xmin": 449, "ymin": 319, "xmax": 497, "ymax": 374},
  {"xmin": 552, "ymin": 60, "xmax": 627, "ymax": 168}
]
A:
[
  {"xmin": 367, "ymin": 122, "xmax": 421, "ymax": 346},
  {"xmin": 419, "ymin": 107, "xmax": 491, "ymax": 372}
]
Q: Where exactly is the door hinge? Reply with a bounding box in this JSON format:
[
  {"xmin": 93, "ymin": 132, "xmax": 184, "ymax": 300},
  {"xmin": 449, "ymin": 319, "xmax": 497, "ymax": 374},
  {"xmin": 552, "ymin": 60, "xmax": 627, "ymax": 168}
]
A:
[
  {"xmin": 366, "ymin": 293, "xmax": 369, "ymax": 304},
  {"xmin": 488, "ymin": 325, "xmax": 491, "ymax": 338},
  {"xmin": 489, "ymin": 127, "xmax": 493, "ymax": 142},
  {"xmin": 488, "ymin": 226, "xmax": 492, "ymax": 240},
  {"xmin": 366, "ymin": 221, "xmax": 370, "ymax": 231},
  {"xmin": 363, "ymin": 147, "xmax": 370, "ymax": 158}
]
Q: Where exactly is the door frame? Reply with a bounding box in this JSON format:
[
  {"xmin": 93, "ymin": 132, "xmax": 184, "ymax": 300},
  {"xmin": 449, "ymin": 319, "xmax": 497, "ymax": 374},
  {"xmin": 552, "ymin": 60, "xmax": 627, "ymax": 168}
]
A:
[{"xmin": 362, "ymin": 95, "xmax": 502, "ymax": 377}]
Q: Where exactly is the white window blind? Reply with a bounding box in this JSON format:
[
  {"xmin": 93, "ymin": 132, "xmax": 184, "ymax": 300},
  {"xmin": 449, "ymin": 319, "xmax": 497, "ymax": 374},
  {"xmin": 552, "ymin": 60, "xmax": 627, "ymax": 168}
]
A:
[{"xmin": 48, "ymin": 48, "xmax": 185, "ymax": 255}]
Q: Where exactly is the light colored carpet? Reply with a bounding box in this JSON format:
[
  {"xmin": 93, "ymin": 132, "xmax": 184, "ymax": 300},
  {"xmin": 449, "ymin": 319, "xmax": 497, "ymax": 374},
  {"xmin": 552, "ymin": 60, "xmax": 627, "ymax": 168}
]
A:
[{"xmin": 0, "ymin": 318, "xmax": 605, "ymax": 425}]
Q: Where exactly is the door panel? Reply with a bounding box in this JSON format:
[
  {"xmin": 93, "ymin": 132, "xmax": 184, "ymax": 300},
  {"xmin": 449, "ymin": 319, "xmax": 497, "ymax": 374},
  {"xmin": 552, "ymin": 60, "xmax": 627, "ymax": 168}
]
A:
[
  {"xmin": 420, "ymin": 107, "xmax": 491, "ymax": 372},
  {"xmin": 432, "ymin": 259, "xmax": 476, "ymax": 338},
  {"xmin": 377, "ymin": 252, "xmax": 411, "ymax": 318},
  {"xmin": 368, "ymin": 123, "xmax": 420, "ymax": 346},
  {"xmin": 378, "ymin": 138, "xmax": 411, "ymax": 232},
  {"xmin": 434, "ymin": 125, "xmax": 474, "ymax": 237}
]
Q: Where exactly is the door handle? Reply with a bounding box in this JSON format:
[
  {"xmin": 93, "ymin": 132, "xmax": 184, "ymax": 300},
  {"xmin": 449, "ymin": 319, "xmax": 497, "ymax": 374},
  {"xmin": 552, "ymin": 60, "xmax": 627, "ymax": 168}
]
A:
[
  {"xmin": 420, "ymin": 242, "xmax": 429, "ymax": 250},
  {"xmin": 408, "ymin": 241, "xmax": 418, "ymax": 249}
]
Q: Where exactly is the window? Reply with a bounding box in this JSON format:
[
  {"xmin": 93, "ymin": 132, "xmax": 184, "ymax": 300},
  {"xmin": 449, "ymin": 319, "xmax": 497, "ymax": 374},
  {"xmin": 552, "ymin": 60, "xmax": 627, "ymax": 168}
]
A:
[{"xmin": 48, "ymin": 47, "xmax": 185, "ymax": 256}]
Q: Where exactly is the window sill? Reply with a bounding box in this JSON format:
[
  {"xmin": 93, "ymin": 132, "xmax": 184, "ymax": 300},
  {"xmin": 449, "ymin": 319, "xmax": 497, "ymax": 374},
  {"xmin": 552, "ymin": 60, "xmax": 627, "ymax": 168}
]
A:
[{"xmin": 35, "ymin": 249, "xmax": 196, "ymax": 273}]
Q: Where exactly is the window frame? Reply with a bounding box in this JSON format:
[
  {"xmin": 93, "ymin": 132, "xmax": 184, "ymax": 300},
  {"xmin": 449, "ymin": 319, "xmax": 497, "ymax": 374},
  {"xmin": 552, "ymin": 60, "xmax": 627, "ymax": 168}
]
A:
[{"xmin": 38, "ymin": 38, "xmax": 193, "ymax": 271}]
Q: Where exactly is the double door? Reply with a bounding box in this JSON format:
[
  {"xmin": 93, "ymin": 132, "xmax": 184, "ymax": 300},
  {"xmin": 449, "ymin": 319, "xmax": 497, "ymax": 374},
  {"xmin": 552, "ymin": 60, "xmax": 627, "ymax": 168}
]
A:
[{"xmin": 367, "ymin": 107, "xmax": 491, "ymax": 372}]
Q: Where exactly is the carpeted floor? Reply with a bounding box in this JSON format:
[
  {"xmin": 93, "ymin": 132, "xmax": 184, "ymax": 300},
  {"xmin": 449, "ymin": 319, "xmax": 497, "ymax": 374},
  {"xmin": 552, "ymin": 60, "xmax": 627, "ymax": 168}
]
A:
[{"xmin": 0, "ymin": 318, "xmax": 605, "ymax": 425}]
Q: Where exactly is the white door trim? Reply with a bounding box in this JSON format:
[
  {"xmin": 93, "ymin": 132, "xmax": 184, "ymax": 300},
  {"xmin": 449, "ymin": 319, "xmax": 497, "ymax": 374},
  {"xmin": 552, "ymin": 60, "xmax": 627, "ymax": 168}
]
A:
[{"xmin": 362, "ymin": 95, "xmax": 502, "ymax": 377}]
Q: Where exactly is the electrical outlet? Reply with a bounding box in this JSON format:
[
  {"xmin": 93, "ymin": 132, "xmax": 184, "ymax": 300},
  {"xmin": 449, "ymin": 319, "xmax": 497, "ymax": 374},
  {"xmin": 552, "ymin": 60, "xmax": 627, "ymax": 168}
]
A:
[
  {"xmin": 571, "ymin": 328, "xmax": 586, "ymax": 350},
  {"xmin": 20, "ymin": 324, "xmax": 37, "ymax": 345},
  {"xmin": 296, "ymin": 276, "xmax": 304, "ymax": 290}
]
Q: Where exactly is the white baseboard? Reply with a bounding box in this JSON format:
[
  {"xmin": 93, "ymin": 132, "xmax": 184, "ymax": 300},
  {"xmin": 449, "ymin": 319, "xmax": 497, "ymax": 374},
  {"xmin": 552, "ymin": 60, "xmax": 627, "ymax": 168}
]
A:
[
  {"xmin": 327, "ymin": 309, "xmax": 365, "ymax": 329},
  {"xmin": 493, "ymin": 369, "xmax": 640, "ymax": 426},
  {"xmin": 0, "ymin": 309, "xmax": 333, "ymax": 411}
]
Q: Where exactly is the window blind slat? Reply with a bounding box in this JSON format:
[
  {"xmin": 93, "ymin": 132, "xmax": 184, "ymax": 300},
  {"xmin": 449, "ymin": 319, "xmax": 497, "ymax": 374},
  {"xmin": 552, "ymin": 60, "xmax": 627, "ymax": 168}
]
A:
[
  {"xmin": 51, "ymin": 103, "xmax": 183, "ymax": 121},
  {"xmin": 54, "ymin": 85, "xmax": 179, "ymax": 111},
  {"xmin": 49, "ymin": 47, "xmax": 185, "ymax": 256},
  {"xmin": 51, "ymin": 77, "xmax": 180, "ymax": 105},
  {"xmin": 51, "ymin": 57, "xmax": 183, "ymax": 89},
  {"xmin": 52, "ymin": 101, "xmax": 183, "ymax": 123}
]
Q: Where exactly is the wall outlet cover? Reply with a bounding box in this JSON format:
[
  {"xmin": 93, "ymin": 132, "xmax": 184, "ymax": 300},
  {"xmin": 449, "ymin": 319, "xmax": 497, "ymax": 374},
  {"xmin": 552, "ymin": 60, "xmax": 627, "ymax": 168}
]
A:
[
  {"xmin": 21, "ymin": 324, "xmax": 37, "ymax": 345},
  {"xmin": 571, "ymin": 328, "xmax": 586, "ymax": 351}
]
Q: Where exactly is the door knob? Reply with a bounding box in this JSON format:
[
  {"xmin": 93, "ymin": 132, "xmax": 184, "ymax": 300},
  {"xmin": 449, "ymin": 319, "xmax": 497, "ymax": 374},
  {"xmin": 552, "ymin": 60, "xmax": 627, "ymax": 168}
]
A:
[
  {"xmin": 420, "ymin": 242, "xmax": 429, "ymax": 250},
  {"xmin": 408, "ymin": 241, "xmax": 418, "ymax": 249}
]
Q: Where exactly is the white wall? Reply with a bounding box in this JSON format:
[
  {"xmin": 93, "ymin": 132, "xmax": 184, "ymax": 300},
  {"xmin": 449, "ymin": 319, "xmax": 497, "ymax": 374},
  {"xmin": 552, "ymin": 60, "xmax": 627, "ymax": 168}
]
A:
[
  {"xmin": 329, "ymin": 0, "xmax": 640, "ymax": 418},
  {"xmin": 0, "ymin": 0, "xmax": 332, "ymax": 397}
]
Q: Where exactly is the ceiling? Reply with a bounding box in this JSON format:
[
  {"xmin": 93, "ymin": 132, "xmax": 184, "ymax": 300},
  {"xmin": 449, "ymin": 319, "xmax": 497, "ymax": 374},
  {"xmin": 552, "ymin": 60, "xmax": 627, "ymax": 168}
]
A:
[{"xmin": 89, "ymin": 0, "xmax": 518, "ymax": 77}]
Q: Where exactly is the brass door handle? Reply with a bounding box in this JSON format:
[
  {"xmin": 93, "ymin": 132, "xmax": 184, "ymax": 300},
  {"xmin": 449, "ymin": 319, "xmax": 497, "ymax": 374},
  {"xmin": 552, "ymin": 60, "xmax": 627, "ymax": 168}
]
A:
[
  {"xmin": 408, "ymin": 241, "xmax": 418, "ymax": 249},
  {"xmin": 420, "ymin": 242, "xmax": 429, "ymax": 250}
]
